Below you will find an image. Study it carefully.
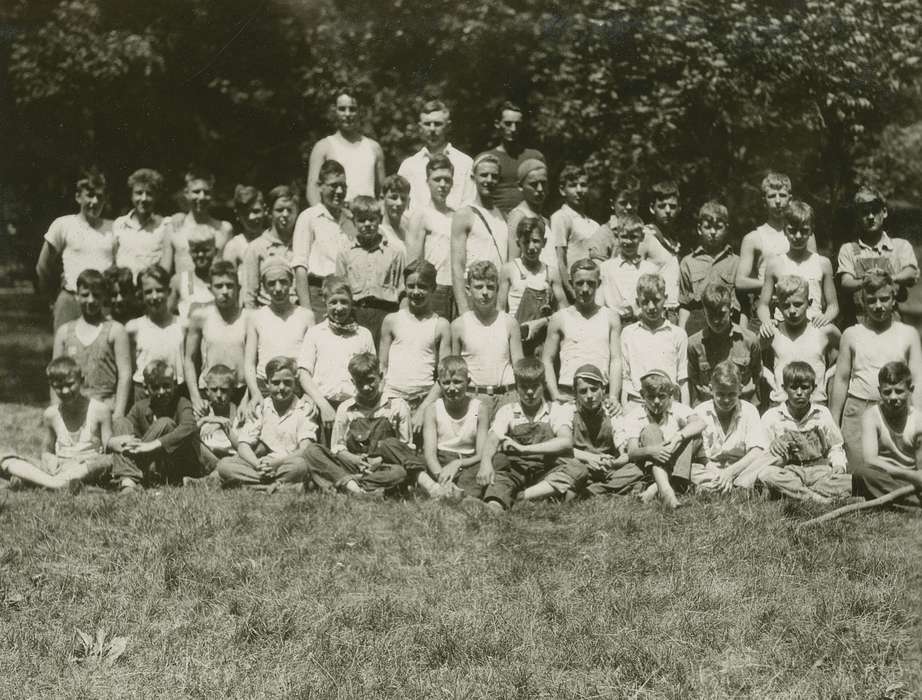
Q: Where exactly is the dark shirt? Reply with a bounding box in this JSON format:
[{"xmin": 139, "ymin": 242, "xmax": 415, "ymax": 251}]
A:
[
  {"xmin": 687, "ymin": 325, "xmax": 761, "ymax": 407},
  {"xmin": 125, "ymin": 395, "xmax": 197, "ymax": 454},
  {"xmin": 572, "ymin": 407, "xmax": 617, "ymax": 455},
  {"xmin": 485, "ymin": 147, "xmax": 545, "ymax": 215}
]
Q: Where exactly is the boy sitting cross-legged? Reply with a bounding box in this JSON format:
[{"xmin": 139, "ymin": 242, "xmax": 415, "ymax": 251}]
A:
[
  {"xmin": 305, "ymin": 353, "xmax": 426, "ymax": 497},
  {"xmin": 568, "ymin": 364, "xmax": 646, "ymax": 498},
  {"xmin": 1, "ymin": 357, "xmax": 112, "ymax": 490},
  {"xmin": 757, "ymin": 362, "xmax": 851, "ymax": 503},
  {"xmin": 422, "ymin": 356, "xmax": 490, "ymax": 500},
  {"xmin": 192, "ymin": 364, "xmax": 244, "ymax": 480},
  {"xmin": 691, "ymin": 360, "xmax": 768, "ymax": 494},
  {"xmin": 109, "ymin": 360, "xmax": 202, "ymax": 492},
  {"xmin": 216, "ymin": 357, "xmax": 315, "ymax": 490},
  {"xmin": 856, "ymin": 361, "xmax": 922, "ymax": 506},
  {"xmin": 618, "ymin": 370, "xmax": 705, "ymax": 509},
  {"xmin": 478, "ymin": 358, "xmax": 582, "ymax": 511}
]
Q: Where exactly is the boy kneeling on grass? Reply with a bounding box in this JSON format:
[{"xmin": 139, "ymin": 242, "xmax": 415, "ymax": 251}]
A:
[
  {"xmin": 478, "ymin": 357, "xmax": 581, "ymax": 511},
  {"xmin": 109, "ymin": 360, "xmax": 201, "ymax": 492},
  {"xmin": 856, "ymin": 361, "xmax": 922, "ymax": 507},
  {"xmin": 619, "ymin": 369, "xmax": 705, "ymax": 509},
  {"xmin": 216, "ymin": 357, "xmax": 315, "ymax": 490},
  {"xmin": 1, "ymin": 357, "xmax": 112, "ymax": 490},
  {"xmin": 422, "ymin": 355, "xmax": 490, "ymax": 499},
  {"xmin": 305, "ymin": 353, "xmax": 428, "ymax": 497},
  {"xmin": 757, "ymin": 361, "xmax": 851, "ymax": 503}
]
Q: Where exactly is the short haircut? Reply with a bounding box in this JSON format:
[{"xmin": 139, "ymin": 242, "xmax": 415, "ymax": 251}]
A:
[
  {"xmin": 466, "ymin": 260, "xmax": 499, "ymax": 286},
  {"xmin": 437, "ymin": 355, "xmax": 469, "ymax": 382},
  {"xmin": 138, "ymin": 264, "xmax": 171, "ymax": 290},
  {"xmin": 421, "ymin": 98, "xmax": 449, "ymax": 116},
  {"xmin": 710, "ymin": 360, "xmax": 741, "ymax": 389},
  {"xmin": 854, "ymin": 184, "xmax": 886, "ymax": 207},
  {"xmin": 515, "ymin": 216, "xmax": 546, "ymax": 243},
  {"xmin": 318, "ymin": 159, "xmax": 345, "ymax": 182},
  {"xmin": 701, "ymin": 283, "xmax": 734, "ymax": 313},
  {"xmin": 774, "ymin": 275, "xmax": 809, "ymax": 303},
  {"xmin": 322, "ymin": 275, "xmax": 352, "ymax": 298},
  {"xmin": 184, "ymin": 169, "xmax": 215, "ymax": 187},
  {"xmin": 267, "ymin": 184, "xmax": 297, "ymax": 210},
  {"xmin": 618, "ymin": 213, "xmax": 645, "ymax": 237},
  {"xmin": 351, "ymin": 195, "xmax": 383, "ymax": 220},
  {"xmin": 879, "ymin": 361, "xmax": 913, "ymax": 387},
  {"xmin": 104, "ymin": 265, "xmax": 136, "ymax": 294},
  {"xmin": 426, "ymin": 153, "xmax": 454, "ymax": 176},
  {"xmin": 640, "ymin": 372, "xmax": 673, "ymax": 396},
  {"xmin": 127, "ymin": 168, "xmax": 163, "ymax": 195},
  {"xmin": 46, "ymin": 356, "xmax": 82, "ymax": 383},
  {"xmin": 650, "ymin": 180, "xmax": 679, "ymax": 202},
  {"xmin": 204, "ymin": 363, "xmax": 237, "ymax": 385},
  {"xmin": 611, "ymin": 173, "xmax": 640, "ymax": 196},
  {"xmin": 75, "ymin": 269, "xmax": 107, "ymax": 297},
  {"xmin": 143, "ymin": 359, "xmax": 175, "ymax": 385},
  {"xmin": 569, "ymin": 257, "xmax": 600, "ymax": 277},
  {"xmin": 381, "ymin": 174, "xmax": 410, "ymax": 198},
  {"xmin": 348, "ymin": 352, "xmax": 380, "ymax": 378},
  {"xmin": 782, "ymin": 361, "xmax": 816, "ymax": 387},
  {"xmin": 233, "ymin": 185, "xmax": 263, "ymax": 215},
  {"xmin": 333, "ymin": 86, "xmax": 361, "ymax": 104},
  {"xmin": 636, "ymin": 273, "xmax": 666, "ymax": 302},
  {"xmin": 513, "ymin": 357, "xmax": 545, "ymax": 383},
  {"xmin": 264, "ymin": 356, "xmax": 297, "ymax": 380},
  {"xmin": 209, "ymin": 259, "xmax": 238, "ymax": 282},
  {"xmin": 404, "ymin": 258, "xmax": 437, "ymax": 288},
  {"xmin": 76, "ymin": 168, "xmax": 106, "ymax": 193},
  {"xmin": 559, "ymin": 164, "xmax": 586, "ymax": 187},
  {"xmin": 761, "ymin": 171, "xmax": 791, "ymax": 195},
  {"xmin": 862, "ymin": 270, "xmax": 895, "ymax": 298},
  {"xmin": 497, "ymin": 100, "xmax": 523, "ymax": 119},
  {"xmin": 698, "ymin": 200, "xmax": 728, "ymax": 223},
  {"xmin": 189, "ymin": 235, "xmax": 216, "ymax": 250},
  {"xmin": 784, "ymin": 200, "xmax": 813, "ymax": 228}
]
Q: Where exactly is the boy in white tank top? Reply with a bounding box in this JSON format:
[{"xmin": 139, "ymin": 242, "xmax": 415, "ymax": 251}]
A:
[
  {"xmin": 1, "ymin": 357, "xmax": 112, "ymax": 490},
  {"xmin": 167, "ymin": 169, "xmax": 233, "ymax": 275},
  {"xmin": 758, "ymin": 200, "xmax": 837, "ymax": 331},
  {"xmin": 450, "ymin": 260, "xmax": 524, "ymax": 419},
  {"xmin": 380, "ymin": 260, "xmax": 451, "ymax": 432},
  {"xmin": 422, "ymin": 356, "xmax": 491, "ymax": 500},
  {"xmin": 543, "ymin": 259, "xmax": 622, "ymax": 406}
]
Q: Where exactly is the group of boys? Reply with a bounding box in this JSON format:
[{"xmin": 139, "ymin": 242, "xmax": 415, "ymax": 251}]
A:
[{"xmin": 5, "ymin": 90, "xmax": 922, "ymax": 510}]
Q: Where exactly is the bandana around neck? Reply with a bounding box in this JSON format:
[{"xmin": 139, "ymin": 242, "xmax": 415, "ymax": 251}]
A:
[{"xmin": 327, "ymin": 316, "xmax": 359, "ymax": 335}]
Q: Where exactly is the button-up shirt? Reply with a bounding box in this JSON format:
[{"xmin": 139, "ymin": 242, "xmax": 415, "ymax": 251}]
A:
[
  {"xmin": 292, "ymin": 204, "xmax": 352, "ymax": 277},
  {"xmin": 597, "ymin": 255, "xmax": 661, "ymax": 317},
  {"xmin": 330, "ymin": 393, "xmax": 413, "ymax": 454},
  {"xmin": 615, "ymin": 401, "xmax": 696, "ymax": 451},
  {"xmin": 761, "ymin": 402, "xmax": 846, "ymax": 468},
  {"xmin": 695, "ymin": 399, "xmax": 767, "ymax": 466},
  {"xmin": 113, "ymin": 210, "xmax": 169, "ymax": 279},
  {"xmin": 241, "ymin": 229, "xmax": 295, "ymax": 308},
  {"xmin": 678, "ymin": 244, "xmax": 740, "ymax": 312},
  {"xmin": 335, "ymin": 236, "xmax": 405, "ymax": 303},
  {"xmin": 687, "ymin": 325, "xmax": 760, "ymax": 406},
  {"xmin": 237, "ymin": 396, "xmax": 318, "ymax": 458},
  {"xmin": 397, "ymin": 143, "xmax": 475, "ymax": 211},
  {"xmin": 621, "ymin": 320, "xmax": 688, "ymax": 400},
  {"xmin": 490, "ymin": 400, "xmax": 573, "ymax": 439},
  {"xmin": 836, "ymin": 232, "xmax": 918, "ymax": 281}
]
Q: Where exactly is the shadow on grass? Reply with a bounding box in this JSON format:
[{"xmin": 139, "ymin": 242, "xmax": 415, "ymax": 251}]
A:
[{"xmin": 0, "ymin": 287, "xmax": 53, "ymax": 405}]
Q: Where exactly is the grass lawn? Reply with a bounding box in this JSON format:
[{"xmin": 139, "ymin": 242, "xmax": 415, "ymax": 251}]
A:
[{"xmin": 1, "ymin": 291, "xmax": 921, "ymax": 698}]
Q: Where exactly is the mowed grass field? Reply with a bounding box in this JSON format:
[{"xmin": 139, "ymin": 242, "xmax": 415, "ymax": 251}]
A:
[{"xmin": 1, "ymin": 290, "xmax": 921, "ymax": 698}]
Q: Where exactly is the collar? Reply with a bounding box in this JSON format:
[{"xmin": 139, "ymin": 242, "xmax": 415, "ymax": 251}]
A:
[
  {"xmin": 615, "ymin": 254, "xmax": 643, "ymax": 268},
  {"xmin": 314, "ymin": 203, "xmax": 348, "ymax": 224},
  {"xmin": 264, "ymin": 395, "xmax": 307, "ymax": 420},
  {"xmin": 419, "ymin": 143, "xmax": 456, "ymax": 159},
  {"xmin": 691, "ymin": 243, "xmax": 733, "ymax": 260},
  {"xmin": 352, "ymin": 234, "xmax": 386, "ymax": 252},
  {"xmin": 857, "ymin": 232, "xmax": 893, "ymax": 252},
  {"xmin": 703, "ymin": 324, "xmax": 744, "ymax": 341},
  {"xmin": 705, "ymin": 401, "xmax": 741, "ymax": 429},
  {"xmin": 638, "ymin": 319, "xmax": 672, "ymax": 333},
  {"xmin": 345, "ymin": 392, "xmax": 392, "ymax": 413},
  {"xmin": 512, "ymin": 400, "xmax": 551, "ymax": 422},
  {"xmin": 260, "ymin": 228, "xmax": 284, "ymax": 245},
  {"xmin": 777, "ymin": 402, "xmax": 821, "ymax": 424}
]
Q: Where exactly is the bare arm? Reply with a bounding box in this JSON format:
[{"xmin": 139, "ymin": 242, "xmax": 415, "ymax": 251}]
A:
[
  {"xmin": 35, "ymin": 242, "xmax": 59, "ymax": 300},
  {"xmin": 159, "ymin": 225, "xmax": 174, "ymax": 273},
  {"xmin": 378, "ymin": 313, "xmax": 396, "ymax": 375},
  {"xmin": 542, "ymin": 313, "xmax": 564, "ymax": 401},
  {"xmin": 549, "ymin": 265, "xmax": 568, "ymax": 309},
  {"xmin": 608, "ymin": 311, "xmax": 623, "ymax": 404},
  {"xmin": 405, "ymin": 210, "xmax": 426, "ymax": 262},
  {"xmin": 243, "ymin": 315, "xmax": 261, "ymax": 401},
  {"xmin": 450, "ymin": 209, "xmax": 471, "ymax": 314},
  {"xmin": 111, "ymin": 324, "xmax": 132, "ymax": 419},
  {"xmin": 167, "ymin": 275, "xmax": 181, "ymax": 316},
  {"xmin": 372, "ymin": 140, "xmax": 386, "ymax": 198},
  {"xmin": 907, "ymin": 327, "xmax": 922, "ymax": 409},
  {"xmin": 815, "ymin": 258, "xmax": 839, "ymax": 326},
  {"xmin": 512, "ymin": 425, "xmax": 573, "ymax": 457},
  {"xmin": 306, "ymin": 139, "xmax": 327, "ymax": 207},
  {"xmin": 507, "ymin": 315, "xmax": 524, "ymax": 364},
  {"xmin": 497, "ymin": 263, "xmax": 512, "ymax": 312},
  {"xmin": 183, "ymin": 320, "xmax": 205, "ymax": 409},
  {"xmin": 829, "ymin": 329, "xmax": 853, "ymax": 423},
  {"xmin": 735, "ymin": 232, "xmax": 762, "ymax": 293},
  {"xmin": 756, "ymin": 263, "xmax": 777, "ymax": 332}
]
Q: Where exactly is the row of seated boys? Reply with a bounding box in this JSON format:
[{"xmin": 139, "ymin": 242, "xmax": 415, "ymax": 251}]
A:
[{"xmin": 4, "ymin": 346, "xmax": 919, "ymax": 511}]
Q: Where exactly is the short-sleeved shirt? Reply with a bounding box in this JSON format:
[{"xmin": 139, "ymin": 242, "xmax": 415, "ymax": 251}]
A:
[
  {"xmin": 291, "ymin": 204, "xmax": 352, "ymax": 278},
  {"xmin": 687, "ymin": 325, "xmax": 760, "ymax": 405},
  {"xmin": 678, "ymin": 245, "xmax": 740, "ymax": 332},
  {"xmin": 297, "ymin": 320, "xmax": 375, "ymax": 399},
  {"xmin": 241, "ymin": 229, "xmax": 294, "ymax": 307},
  {"xmin": 621, "ymin": 320, "xmax": 688, "ymax": 400},
  {"xmin": 695, "ymin": 399, "xmax": 767, "ymax": 466},
  {"xmin": 598, "ymin": 255, "xmax": 660, "ymax": 317},
  {"xmin": 397, "ymin": 144, "xmax": 474, "ymax": 212},
  {"xmin": 844, "ymin": 321, "xmax": 917, "ymax": 401},
  {"xmin": 615, "ymin": 401, "xmax": 696, "ymax": 451},
  {"xmin": 484, "ymin": 147, "xmax": 545, "ymax": 215},
  {"xmin": 44, "ymin": 215, "xmax": 115, "ymax": 291},
  {"xmin": 237, "ymin": 396, "xmax": 318, "ymax": 458},
  {"xmin": 490, "ymin": 400, "xmax": 573, "ymax": 439},
  {"xmin": 335, "ymin": 237, "xmax": 405, "ymax": 304},
  {"xmin": 761, "ymin": 403, "xmax": 845, "ymax": 466},
  {"xmin": 330, "ymin": 394, "xmax": 413, "ymax": 454},
  {"xmin": 113, "ymin": 211, "xmax": 168, "ymax": 279},
  {"xmin": 551, "ymin": 204, "xmax": 602, "ymax": 265},
  {"xmin": 836, "ymin": 233, "xmax": 918, "ymax": 282}
]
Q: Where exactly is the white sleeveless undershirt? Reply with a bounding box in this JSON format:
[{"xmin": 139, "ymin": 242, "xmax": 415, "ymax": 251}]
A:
[
  {"xmin": 435, "ymin": 397, "xmax": 481, "ymax": 455},
  {"xmin": 384, "ymin": 310, "xmax": 439, "ymax": 392},
  {"xmin": 458, "ymin": 310, "xmax": 514, "ymax": 386},
  {"xmin": 327, "ymin": 133, "xmax": 376, "ymax": 200}
]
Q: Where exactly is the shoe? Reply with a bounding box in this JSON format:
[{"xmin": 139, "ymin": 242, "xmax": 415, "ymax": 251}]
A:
[{"xmin": 118, "ymin": 478, "xmax": 140, "ymax": 494}]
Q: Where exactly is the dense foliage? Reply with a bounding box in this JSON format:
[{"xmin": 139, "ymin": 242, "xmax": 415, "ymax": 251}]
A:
[{"xmin": 2, "ymin": 0, "xmax": 921, "ymax": 246}]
